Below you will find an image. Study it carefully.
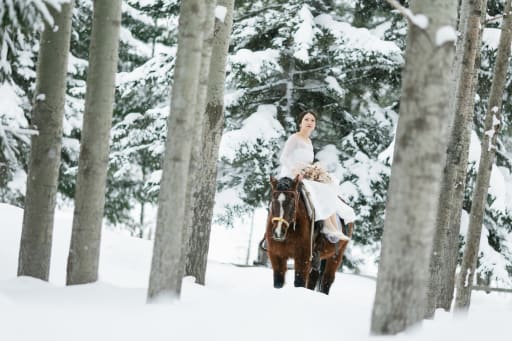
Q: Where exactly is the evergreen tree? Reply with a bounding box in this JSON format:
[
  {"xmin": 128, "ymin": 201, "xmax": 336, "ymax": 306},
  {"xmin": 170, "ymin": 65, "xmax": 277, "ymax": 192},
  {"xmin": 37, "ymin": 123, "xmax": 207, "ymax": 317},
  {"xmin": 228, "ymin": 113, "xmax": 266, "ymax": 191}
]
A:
[
  {"xmin": 217, "ymin": 0, "xmax": 403, "ymax": 269},
  {"xmin": 106, "ymin": 0, "xmax": 179, "ymax": 235}
]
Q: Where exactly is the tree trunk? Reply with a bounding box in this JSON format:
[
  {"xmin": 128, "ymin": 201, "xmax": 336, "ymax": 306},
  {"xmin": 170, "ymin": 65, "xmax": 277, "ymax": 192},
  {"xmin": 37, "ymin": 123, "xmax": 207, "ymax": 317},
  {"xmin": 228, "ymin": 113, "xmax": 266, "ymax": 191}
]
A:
[
  {"xmin": 455, "ymin": 0, "xmax": 512, "ymax": 310},
  {"xmin": 370, "ymin": 0, "xmax": 457, "ymax": 335},
  {"xmin": 182, "ymin": 0, "xmax": 217, "ymax": 284},
  {"xmin": 440, "ymin": 0, "xmax": 487, "ymax": 311},
  {"xmin": 66, "ymin": 0, "xmax": 122, "ymax": 285},
  {"xmin": 17, "ymin": 2, "xmax": 73, "ymax": 281},
  {"xmin": 425, "ymin": 0, "xmax": 485, "ymax": 317},
  {"xmin": 185, "ymin": 0, "xmax": 235, "ymax": 285},
  {"xmin": 147, "ymin": 0, "xmax": 206, "ymax": 301}
]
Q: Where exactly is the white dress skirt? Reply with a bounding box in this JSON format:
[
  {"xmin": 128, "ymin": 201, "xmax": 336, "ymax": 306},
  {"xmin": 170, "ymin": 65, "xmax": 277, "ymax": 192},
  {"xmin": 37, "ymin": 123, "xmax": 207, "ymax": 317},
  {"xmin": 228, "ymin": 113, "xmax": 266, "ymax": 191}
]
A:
[{"xmin": 279, "ymin": 134, "xmax": 356, "ymax": 224}]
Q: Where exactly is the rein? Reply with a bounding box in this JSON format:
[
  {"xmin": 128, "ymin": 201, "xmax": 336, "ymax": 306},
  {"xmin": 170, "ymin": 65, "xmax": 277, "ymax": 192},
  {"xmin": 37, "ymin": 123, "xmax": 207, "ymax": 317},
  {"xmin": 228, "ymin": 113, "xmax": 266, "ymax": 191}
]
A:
[
  {"xmin": 271, "ymin": 189, "xmax": 299, "ymax": 229},
  {"xmin": 271, "ymin": 216, "xmax": 290, "ymax": 227}
]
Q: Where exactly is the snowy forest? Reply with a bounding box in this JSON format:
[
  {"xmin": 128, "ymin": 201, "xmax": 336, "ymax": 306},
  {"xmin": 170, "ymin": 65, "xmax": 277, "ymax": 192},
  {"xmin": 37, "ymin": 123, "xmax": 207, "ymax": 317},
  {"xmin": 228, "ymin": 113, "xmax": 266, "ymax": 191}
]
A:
[{"xmin": 1, "ymin": 0, "xmax": 512, "ymax": 338}]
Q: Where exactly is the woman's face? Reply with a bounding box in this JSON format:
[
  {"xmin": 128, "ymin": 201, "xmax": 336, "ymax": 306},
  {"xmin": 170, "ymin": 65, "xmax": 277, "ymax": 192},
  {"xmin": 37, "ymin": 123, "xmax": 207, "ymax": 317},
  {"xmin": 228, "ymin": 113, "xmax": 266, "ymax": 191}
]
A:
[{"xmin": 300, "ymin": 113, "xmax": 316, "ymax": 134}]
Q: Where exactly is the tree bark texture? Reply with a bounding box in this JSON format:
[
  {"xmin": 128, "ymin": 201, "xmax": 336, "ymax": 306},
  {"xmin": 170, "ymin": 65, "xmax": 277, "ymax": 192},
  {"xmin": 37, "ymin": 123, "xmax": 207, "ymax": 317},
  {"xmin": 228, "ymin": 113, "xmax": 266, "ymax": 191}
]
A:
[
  {"xmin": 371, "ymin": 0, "xmax": 457, "ymax": 334},
  {"xmin": 147, "ymin": 0, "xmax": 206, "ymax": 301},
  {"xmin": 185, "ymin": 0, "xmax": 235, "ymax": 285},
  {"xmin": 66, "ymin": 0, "xmax": 122, "ymax": 285},
  {"xmin": 183, "ymin": 0, "xmax": 217, "ymax": 284},
  {"xmin": 455, "ymin": 0, "xmax": 512, "ymax": 310},
  {"xmin": 425, "ymin": 0, "xmax": 485, "ymax": 317},
  {"xmin": 17, "ymin": 2, "xmax": 73, "ymax": 280}
]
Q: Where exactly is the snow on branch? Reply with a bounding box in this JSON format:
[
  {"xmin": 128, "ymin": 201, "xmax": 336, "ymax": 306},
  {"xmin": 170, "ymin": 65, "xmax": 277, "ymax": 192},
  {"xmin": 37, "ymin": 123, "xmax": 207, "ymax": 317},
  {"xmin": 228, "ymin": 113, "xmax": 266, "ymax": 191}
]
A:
[
  {"xmin": 215, "ymin": 6, "xmax": 227, "ymax": 22},
  {"xmin": 436, "ymin": 25, "xmax": 458, "ymax": 46},
  {"xmin": 385, "ymin": 0, "xmax": 429, "ymax": 29}
]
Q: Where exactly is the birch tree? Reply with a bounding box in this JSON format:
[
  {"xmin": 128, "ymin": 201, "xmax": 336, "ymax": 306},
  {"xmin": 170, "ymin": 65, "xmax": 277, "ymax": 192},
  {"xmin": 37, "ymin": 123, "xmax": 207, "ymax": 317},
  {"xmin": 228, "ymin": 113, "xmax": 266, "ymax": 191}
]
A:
[
  {"xmin": 66, "ymin": 0, "xmax": 122, "ymax": 285},
  {"xmin": 425, "ymin": 0, "xmax": 486, "ymax": 317},
  {"xmin": 185, "ymin": 0, "xmax": 235, "ymax": 285},
  {"xmin": 181, "ymin": 0, "xmax": 217, "ymax": 284},
  {"xmin": 17, "ymin": 1, "xmax": 73, "ymax": 280},
  {"xmin": 147, "ymin": 0, "xmax": 206, "ymax": 301},
  {"xmin": 371, "ymin": 0, "xmax": 457, "ymax": 334},
  {"xmin": 455, "ymin": 0, "xmax": 512, "ymax": 310}
]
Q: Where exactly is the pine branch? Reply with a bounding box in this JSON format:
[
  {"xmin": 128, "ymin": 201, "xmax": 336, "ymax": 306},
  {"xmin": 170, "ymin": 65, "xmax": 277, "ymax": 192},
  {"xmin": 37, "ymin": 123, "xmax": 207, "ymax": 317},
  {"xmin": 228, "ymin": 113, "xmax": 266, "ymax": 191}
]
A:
[
  {"xmin": 486, "ymin": 14, "xmax": 503, "ymax": 24},
  {"xmin": 234, "ymin": 5, "xmax": 283, "ymax": 22},
  {"xmin": 0, "ymin": 123, "xmax": 17, "ymax": 164}
]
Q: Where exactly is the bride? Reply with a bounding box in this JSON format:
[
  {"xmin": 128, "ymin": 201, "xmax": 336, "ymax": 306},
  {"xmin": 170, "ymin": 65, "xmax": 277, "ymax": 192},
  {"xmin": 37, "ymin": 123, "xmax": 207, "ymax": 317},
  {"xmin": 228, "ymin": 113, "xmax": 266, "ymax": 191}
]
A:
[{"xmin": 279, "ymin": 110, "xmax": 356, "ymax": 242}]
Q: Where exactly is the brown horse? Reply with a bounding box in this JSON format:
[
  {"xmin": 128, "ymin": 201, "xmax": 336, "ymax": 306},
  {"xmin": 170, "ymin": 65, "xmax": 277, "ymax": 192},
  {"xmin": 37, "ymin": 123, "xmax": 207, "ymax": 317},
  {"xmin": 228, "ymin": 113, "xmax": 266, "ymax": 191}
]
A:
[{"xmin": 265, "ymin": 176, "xmax": 353, "ymax": 294}]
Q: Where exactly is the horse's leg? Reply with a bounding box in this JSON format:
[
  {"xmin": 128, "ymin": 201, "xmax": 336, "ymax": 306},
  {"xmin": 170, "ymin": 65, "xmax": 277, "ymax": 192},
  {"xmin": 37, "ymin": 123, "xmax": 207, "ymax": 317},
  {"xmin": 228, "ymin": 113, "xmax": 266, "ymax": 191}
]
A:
[
  {"xmin": 293, "ymin": 252, "xmax": 310, "ymax": 288},
  {"xmin": 307, "ymin": 252, "xmax": 321, "ymax": 290},
  {"xmin": 269, "ymin": 255, "xmax": 287, "ymax": 288},
  {"xmin": 320, "ymin": 242, "xmax": 348, "ymax": 295},
  {"xmin": 319, "ymin": 257, "xmax": 338, "ymax": 295}
]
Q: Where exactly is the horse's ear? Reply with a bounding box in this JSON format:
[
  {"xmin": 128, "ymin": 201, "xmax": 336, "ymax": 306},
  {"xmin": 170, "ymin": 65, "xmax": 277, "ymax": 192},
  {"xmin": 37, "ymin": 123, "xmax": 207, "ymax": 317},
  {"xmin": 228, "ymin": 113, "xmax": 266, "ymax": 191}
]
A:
[
  {"xmin": 270, "ymin": 176, "xmax": 278, "ymax": 190},
  {"xmin": 293, "ymin": 174, "xmax": 301, "ymax": 190}
]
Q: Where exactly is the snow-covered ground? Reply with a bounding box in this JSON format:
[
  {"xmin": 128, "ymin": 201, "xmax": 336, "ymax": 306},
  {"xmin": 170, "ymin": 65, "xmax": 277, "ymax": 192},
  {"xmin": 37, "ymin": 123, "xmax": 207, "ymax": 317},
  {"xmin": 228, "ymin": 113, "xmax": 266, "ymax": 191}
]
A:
[{"xmin": 1, "ymin": 203, "xmax": 511, "ymax": 341}]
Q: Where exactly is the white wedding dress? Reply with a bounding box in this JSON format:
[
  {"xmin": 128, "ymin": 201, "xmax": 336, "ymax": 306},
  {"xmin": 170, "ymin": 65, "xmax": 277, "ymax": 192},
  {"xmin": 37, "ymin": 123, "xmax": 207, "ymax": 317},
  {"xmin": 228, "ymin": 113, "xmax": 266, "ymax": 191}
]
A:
[{"xmin": 279, "ymin": 134, "xmax": 356, "ymax": 224}]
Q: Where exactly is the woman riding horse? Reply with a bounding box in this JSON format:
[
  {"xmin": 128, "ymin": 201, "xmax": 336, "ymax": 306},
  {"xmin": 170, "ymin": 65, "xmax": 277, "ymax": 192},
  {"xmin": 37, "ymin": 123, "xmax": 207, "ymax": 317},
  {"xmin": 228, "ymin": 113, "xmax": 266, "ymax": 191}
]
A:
[{"xmin": 265, "ymin": 110, "xmax": 356, "ymax": 294}]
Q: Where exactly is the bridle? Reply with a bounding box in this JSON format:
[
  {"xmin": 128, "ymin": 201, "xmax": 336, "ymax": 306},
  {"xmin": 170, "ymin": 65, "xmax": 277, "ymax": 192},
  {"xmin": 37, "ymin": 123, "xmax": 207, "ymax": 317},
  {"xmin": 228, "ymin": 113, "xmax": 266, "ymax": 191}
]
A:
[{"xmin": 270, "ymin": 189, "xmax": 299, "ymax": 230}]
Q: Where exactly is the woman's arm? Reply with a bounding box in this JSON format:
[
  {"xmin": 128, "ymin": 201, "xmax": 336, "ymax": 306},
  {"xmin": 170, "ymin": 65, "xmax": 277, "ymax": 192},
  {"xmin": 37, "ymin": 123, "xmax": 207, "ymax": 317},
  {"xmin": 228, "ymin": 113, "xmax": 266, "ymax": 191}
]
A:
[{"xmin": 279, "ymin": 135, "xmax": 298, "ymax": 171}]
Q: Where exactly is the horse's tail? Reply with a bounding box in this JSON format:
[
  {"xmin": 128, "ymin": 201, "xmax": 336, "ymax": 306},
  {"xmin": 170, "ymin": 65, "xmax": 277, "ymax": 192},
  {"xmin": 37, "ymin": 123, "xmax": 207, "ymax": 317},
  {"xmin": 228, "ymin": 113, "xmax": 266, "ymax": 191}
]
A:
[{"xmin": 259, "ymin": 236, "xmax": 268, "ymax": 252}]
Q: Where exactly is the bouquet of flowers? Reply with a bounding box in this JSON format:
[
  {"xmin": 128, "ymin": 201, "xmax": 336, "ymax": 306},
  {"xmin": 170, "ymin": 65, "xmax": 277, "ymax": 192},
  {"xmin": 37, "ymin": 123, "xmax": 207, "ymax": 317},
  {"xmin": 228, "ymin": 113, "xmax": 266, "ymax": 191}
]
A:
[{"xmin": 297, "ymin": 162, "xmax": 332, "ymax": 184}]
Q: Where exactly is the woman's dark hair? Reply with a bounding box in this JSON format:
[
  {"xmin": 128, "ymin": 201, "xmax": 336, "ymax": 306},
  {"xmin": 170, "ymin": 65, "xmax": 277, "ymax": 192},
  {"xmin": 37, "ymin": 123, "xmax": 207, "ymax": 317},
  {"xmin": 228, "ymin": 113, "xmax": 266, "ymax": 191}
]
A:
[{"xmin": 297, "ymin": 110, "xmax": 318, "ymax": 125}]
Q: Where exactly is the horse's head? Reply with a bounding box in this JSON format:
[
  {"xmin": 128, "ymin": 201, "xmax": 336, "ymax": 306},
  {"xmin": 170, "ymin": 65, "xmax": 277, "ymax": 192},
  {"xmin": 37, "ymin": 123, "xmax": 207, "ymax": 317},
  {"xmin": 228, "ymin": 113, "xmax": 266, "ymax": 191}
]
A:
[{"xmin": 268, "ymin": 175, "xmax": 300, "ymax": 241}]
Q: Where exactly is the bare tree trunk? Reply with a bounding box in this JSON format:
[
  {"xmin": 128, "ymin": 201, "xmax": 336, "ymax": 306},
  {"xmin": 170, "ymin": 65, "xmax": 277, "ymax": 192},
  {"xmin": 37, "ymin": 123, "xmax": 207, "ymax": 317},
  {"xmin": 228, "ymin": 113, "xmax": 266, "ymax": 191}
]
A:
[
  {"xmin": 455, "ymin": 0, "xmax": 512, "ymax": 311},
  {"xmin": 425, "ymin": 0, "xmax": 485, "ymax": 317},
  {"xmin": 285, "ymin": 57, "xmax": 295, "ymax": 118},
  {"xmin": 182, "ymin": 0, "xmax": 217, "ymax": 284},
  {"xmin": 185, "ymin": 0, "xmax": 235, "ymax": 285},
  {"xmin": 17, "ymin": 2, "xmax": 73, "ymax": 281},
  {"xmin": 371, "ymin": 0, "xmax": 457, "ymax": 335},
  {"xmin": 245, "ymin": 210, "xmax": 256, "ymax": 265},
  {"xmin": 66, "ymin": 0, "xmax": 122, "ymax": 285},
  {"xmin": 147, "ymin": 0, "xmax": 206, "ymax": 301}
]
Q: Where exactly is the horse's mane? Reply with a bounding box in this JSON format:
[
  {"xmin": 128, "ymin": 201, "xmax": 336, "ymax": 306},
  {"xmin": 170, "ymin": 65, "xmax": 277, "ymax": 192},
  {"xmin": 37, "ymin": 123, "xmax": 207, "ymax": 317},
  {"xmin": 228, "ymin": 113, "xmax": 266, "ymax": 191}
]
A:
[
  {"xmin": 276, "ymin": 177, "xmax": 302, "ymax": 192},
  {"xmin": 276, "ymin": 177, "xmax": 294, "ymax": 191}
]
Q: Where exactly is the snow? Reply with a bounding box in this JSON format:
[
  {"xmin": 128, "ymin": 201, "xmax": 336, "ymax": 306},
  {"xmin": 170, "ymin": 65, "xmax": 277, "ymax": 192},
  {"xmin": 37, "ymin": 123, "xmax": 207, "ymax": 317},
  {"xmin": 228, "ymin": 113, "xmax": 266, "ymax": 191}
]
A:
[
  {"xmin": 436, "ymin": 26, "xmax": 457, "ymax": 46},
  {"xmin": 315, "ymin": 14, "xmax": 403, "ymax": 59},
  {"xmin": 459, "ymin": 210, "xmax": 512, "ymax": 287},
  {"xmin": 119, "ymin": 26, "xmax": 154, "ymax": 59},
  {"xmin": 1, "ymin": 203, "xmax": 512, "ymax": 341},
  {"xmin": 229, "ymin": 48, "xmax": 282, "ymax": 79},
  {"xmin": 0, "ymin": 83, "xmax": 26, "ymax": 122},
  {"xmin": 482, "ymin": 28, "xmax": 501, "ymax": 49},
  {"xmin": 293, "ymin": 5, "xmax": 317, "ymax": 63},
  {"xmin": 215, "ymin": 5, "xmax": 227, "ymax": 23},
  {"xmin": 468, "ymin": 130, "xmax": 512, "ymax": 211},
  {"xmin": 409, "ymin": 13, "xmax": 429, "ymax": 30},
  {"xmin": 219, "ymin": 104, "xmax": 284, "ymax": 162},
  {"xmin": 0, "ymin": 83, "xmax": 30, "ymax": 163},
  {"xmin": 324, "ymin": 75, "xmax": 345, "ymax": 96}
]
